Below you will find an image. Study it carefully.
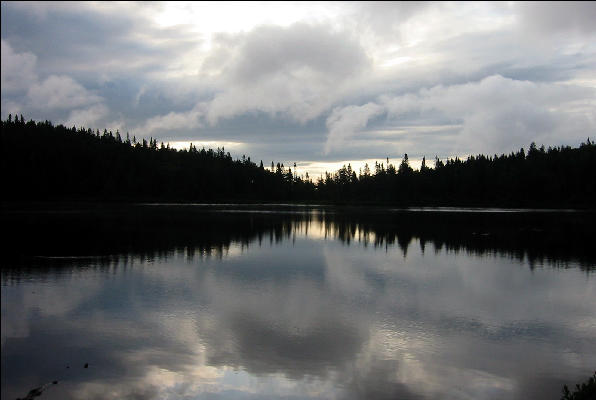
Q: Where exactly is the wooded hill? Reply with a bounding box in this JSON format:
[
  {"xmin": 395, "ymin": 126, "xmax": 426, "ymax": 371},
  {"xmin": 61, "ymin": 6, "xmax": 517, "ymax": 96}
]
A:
[{"xmin": 1, "ymin": 115, "xmax": 594, "ymax": 207}]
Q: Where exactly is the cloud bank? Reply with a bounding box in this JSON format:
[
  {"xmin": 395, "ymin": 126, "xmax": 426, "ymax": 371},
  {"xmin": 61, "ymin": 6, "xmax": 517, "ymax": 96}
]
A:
[{"xmin": 1, "ymin": 1, "xmax": 595, "ymax": 170}]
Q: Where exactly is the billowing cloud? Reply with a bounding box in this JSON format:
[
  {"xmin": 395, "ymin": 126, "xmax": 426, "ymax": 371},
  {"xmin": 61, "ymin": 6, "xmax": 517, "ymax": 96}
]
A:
[
  {"xmin": 325, "ymin": 103, "xmax": 385, "ymax": 154},
  {"xmin": 138, "ymin": 102, "xmax": 207, "ymax": 135},
  {"xmin": 1, "ymin": 38, "xmax": 110, "ymax": 130},
  {"xmin": 204, "ymin": 23, "xmax": 371, "ymax": 124},
  {"xmin": 27, "ymin": 75, "xmax": 102, "ymax": 110},
  {"xmin": 0, "ymin": 39, "xmax": 37, "ymax": 94},
  {"xmin": 325, "ymin": 75, "xmax": 596, "ymax": 155},
  {"xmin": 64, "ymin": 104, "xmax": 110, "ymax": 129}
]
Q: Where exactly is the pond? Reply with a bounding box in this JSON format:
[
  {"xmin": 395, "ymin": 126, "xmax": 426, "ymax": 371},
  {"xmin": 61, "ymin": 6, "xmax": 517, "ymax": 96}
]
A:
[{"xmin": 1, "ymin": 204, "xmax": 595, "ymax": 400}]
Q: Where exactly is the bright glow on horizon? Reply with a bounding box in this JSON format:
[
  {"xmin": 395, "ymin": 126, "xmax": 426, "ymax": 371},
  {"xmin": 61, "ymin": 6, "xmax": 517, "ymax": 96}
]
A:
[
  {"xmin": 168, "ymin": 140, "xmax": 245, "ymax": 152},
  {"xmin": 297, "ymin": 158, "xmax": 424, "ymax": 181}
]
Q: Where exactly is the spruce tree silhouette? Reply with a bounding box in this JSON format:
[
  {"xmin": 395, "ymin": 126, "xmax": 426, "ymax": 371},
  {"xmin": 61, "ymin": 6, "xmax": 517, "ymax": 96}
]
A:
[{"xmin": 1, "ymin": 115, "xmax": 594, "ymax": 206}]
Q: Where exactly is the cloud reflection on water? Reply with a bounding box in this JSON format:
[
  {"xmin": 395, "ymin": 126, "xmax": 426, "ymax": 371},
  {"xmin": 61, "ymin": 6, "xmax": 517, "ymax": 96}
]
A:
[{"xmin": 1, "ymin": 209, "xmax": 595, "ymax": 400}]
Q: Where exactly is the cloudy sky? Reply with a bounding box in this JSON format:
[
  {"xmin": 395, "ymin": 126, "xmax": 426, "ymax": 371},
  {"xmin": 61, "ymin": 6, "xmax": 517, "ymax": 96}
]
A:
[{"xmin": 1, "ymin": 2, "xmax": 595, "ymax": 176}]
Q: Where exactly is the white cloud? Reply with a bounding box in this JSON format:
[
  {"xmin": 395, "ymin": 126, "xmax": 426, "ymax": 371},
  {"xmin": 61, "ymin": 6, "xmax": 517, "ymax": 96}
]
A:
[
  {"xmin": 139, "ymin": 102, "xmax": 207, "ymax": 135},
  {"xmin": 204, "ymin": 23, "xmax": 371, "ymax": 125},
  {"xmin": 385, "ymin": 75, "xmax": 595, "ymax": 153},
  {"xmin": 64, "ymin": 103, "xmax": 110, "ymax": 129},
  {"xmin": 27, "ymin": 75, "xmax": 102, "ymax": 110},
  {"xmin": 325, "ymin": 75, "xmax": 596, "ymax": 155},
  {"xmin": 325, "ymin": 103, "xmax": 385, "ymax": 154},
  {"xmin": 1, "ymin": 38, "xmax": 112, "ymax": 128},
  {"xmin": 0, "ymin": 39, "xmax": 37, "ymax": 94}
]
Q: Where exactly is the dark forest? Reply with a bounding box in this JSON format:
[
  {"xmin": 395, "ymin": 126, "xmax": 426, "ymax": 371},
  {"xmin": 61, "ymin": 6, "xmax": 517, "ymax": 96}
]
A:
[{"xmin": 1, "ymin": 115, "xmax": 595, "ymax": 207}]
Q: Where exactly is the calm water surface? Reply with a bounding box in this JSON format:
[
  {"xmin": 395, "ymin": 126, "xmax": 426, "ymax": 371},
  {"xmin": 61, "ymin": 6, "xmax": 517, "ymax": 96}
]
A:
[{"xmin": 1, "ymin": 205, "xmax": 595, "ymax": 400}]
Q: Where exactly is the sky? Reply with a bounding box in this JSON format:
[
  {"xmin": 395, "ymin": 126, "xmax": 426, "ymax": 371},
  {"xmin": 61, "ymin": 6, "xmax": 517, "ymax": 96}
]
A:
[{"xmin": 1, "ymin": 1, "xmax": 595, "ymax": 177}]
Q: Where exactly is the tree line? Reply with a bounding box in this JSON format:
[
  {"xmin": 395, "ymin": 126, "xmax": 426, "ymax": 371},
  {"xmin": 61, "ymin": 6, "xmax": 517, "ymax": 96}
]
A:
[
  {"xmin": 316, "ymin": 141, "xmax": 595, "ymax": 207},
  {"xmin": 1, "ymin": 115, "xmax": 594, "ymax": 207},
  {"xmin": 1, "ymin": 115, "xmax": 314, "ymax": 202}
]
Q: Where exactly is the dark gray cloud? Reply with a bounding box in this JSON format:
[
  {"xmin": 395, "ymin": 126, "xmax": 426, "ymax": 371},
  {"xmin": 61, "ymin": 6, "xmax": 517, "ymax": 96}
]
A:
[
  {"xmin": 517, "ymin": 2, "xmax": 596, "ymax": 35},
  {"xmin": 1, "ymin": 2, "xmax": 200, "ymax": 80}
]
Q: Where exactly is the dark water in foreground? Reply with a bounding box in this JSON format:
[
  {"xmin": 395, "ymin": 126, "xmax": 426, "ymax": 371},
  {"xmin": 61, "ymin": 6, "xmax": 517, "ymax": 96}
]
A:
[{"xmin": 1, "ymin": 205, "xmax": 595, "ymax": 400}]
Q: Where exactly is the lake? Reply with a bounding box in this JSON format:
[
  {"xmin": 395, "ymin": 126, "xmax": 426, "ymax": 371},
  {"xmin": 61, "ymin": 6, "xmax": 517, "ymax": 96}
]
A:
[{"xmin": 1, "ymin": 204, "xmax": 595, "ymax": 400}]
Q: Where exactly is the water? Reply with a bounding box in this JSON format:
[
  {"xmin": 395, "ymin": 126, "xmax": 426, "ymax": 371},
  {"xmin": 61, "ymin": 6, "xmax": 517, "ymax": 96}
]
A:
[{"xmin": 1, "ymin": 205, "xmax": 595, "ymax": 400}]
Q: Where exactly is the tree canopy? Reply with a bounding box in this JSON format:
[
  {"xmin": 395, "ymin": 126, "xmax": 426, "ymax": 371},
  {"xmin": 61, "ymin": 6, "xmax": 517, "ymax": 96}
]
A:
[{"xmin": 1, "ymin": 115, "xmax": 594, "ymax": 207}]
